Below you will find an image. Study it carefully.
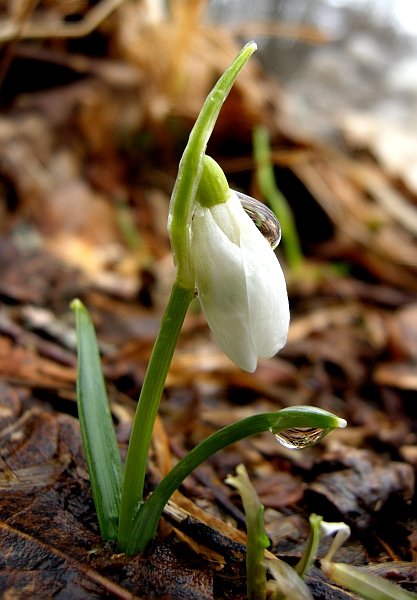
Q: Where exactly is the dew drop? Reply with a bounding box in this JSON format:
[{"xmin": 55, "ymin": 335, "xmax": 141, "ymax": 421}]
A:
[
  {"xmin": 272, "ymin": 427, "xmax": 331, "ymax": 450},
  {"xmin": 235, "ymin": 191, "xmax": 282, "ymax": 249}
]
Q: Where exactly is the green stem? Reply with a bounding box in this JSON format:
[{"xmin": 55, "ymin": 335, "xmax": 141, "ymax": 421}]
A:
[
  {"xmin": 118, "ymin": 42, "xmax": 258, "ymax": 550},
  {"xmin": 117, "ymin": 280, "xmax": 194, "ymax": 550},
  {"xmin": 125, "ymin": 406, "xmax": 345, "ymax": 555},
  {"xmin": 226, "ymin": 465, "xmax": 269, "ymax": 600},
  {"xmin": 253, "ymin": 125, "xmax": 303, "ymax": 272}
]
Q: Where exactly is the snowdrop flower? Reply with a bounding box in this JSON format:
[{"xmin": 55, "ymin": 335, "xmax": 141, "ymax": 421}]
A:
[{"xmin": 191, "ymin": 157, "xmax": 289, "ymax": 372}]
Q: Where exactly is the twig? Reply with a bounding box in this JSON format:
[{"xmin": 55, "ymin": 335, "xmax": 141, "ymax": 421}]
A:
[
  {"xmin": 0, "ymin": 0, "xmax": 39, "ymax": 88},
  {"xmin": 0, "ymin": 0, "xmax": 125, "ymax": 42},
  {"xmin": 228, "ymin": 21, "xmax": 328, "ymax": 44}
]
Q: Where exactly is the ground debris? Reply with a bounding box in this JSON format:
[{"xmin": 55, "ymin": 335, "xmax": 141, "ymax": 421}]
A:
[
  {"xmin": 0, "ymin": 1, "xmax": 417, "ymax": 598},
  {"xmin": 306, "ymin": 446, "xmax": 414, "ymax": 530}
]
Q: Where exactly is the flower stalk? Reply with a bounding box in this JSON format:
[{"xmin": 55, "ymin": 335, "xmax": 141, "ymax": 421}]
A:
[
  {"xmin": 117, "ymin": 281, "xmax": 194, "ymax": 549},
  {"xmin": 118, "ymin": 41, "xmax": 258, "ymax": 550},
  {"xmin": 168, "ymin": 42, "xmax": 258, "ymax": 286}
]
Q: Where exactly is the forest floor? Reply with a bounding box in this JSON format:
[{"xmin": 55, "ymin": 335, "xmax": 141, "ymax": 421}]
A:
[{"xmin": 1, "ymin": 1, "xmax": 417, "ymax": 599}]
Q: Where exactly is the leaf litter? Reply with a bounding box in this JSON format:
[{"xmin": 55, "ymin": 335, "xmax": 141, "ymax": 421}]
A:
[{"xmin": 0, "ymin": 0, "xmax": 417, "ymax": 598}]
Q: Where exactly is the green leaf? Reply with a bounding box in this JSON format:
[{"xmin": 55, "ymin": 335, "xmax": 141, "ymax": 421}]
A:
[
  {"xmin": 226, "ymin": 465, "xmax": 269, "ymax": 600},
  {"xmin": 253, "ymin": 125, "xmax": 303, "ymax": 272},
  {"xmin": 265, "ymin": 558, "xmax": 313, "ymax": 600},
  {"xmin": 71, "ymin": 299, "xmax": 124, "ymax": 541},
  {"xmin": 321, "ymin": 560, "xmax": 417, "ymax": 600},
  {"xmin": 295, "ymin": 514, "xmax": 323, "ymax": 577}
]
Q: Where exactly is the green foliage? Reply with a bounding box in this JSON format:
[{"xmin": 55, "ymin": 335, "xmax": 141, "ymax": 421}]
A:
[
  {"xmin": 124, "ymin": 406, "xmax": 346, "ymax": 555},
  {"xmin": 226, "ymin": 464, "xmax": 312, "ymax": 600},
  {"xmin": 71, "ymin": 299, "xmax": 124, "ymax": 541},
  {"xmin": 226, "ymin": 465, "xmax": 269, "ymax": 600},
  {"xmin": 253, "ymin": 125, "xmax": 303, "ymax": 272}
]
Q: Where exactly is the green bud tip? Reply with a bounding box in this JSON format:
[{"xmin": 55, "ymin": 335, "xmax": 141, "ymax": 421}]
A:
[{"xmin": 197, "ymin": 155, "xmax": 229, "ymax": 208}]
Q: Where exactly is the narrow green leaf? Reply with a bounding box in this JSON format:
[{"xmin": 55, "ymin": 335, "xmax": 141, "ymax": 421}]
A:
[
  {"xmin": 253, "ymin": 125, "xmax": 303, "ymax": 272},
  {"xmin": 321, "ymin": 560, "xmax": 417, "ymax": 600},
  {"xmin": 295, "ymin": 514, "xmax": 323, "ymax": 577},
  {"xmin": 71, "ymin": 299, "xmax": 124, "ymax": 541},
  {"xmin": 265, "ymin": 558, "xmax": 313, "ymax": 600},
  {"xmin": 226, "ymin": 464, "xmax": 269, "ymax": 600}
]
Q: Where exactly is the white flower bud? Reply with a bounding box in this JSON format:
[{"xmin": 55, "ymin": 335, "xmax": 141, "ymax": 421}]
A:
[{"xmin": 191, "ymin": 190, "xmax": 289, "ymax": 372}]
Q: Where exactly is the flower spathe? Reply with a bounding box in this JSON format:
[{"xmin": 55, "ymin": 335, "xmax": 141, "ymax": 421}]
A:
[{"xmin": 191, "ymin": 189, "xmax": 290, "ymax": 372}]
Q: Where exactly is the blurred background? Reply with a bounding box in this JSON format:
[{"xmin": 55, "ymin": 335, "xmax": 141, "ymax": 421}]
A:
[{"xmin": 211, "ymin": 0, "xmax": 417, "ymax": 139}]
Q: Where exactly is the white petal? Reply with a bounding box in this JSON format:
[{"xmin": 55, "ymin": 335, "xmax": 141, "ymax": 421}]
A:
[
  {"xmin": 215, "ymin": 192, "xmax": 289, "ymax": 358},
  {"xmin": 191, "ymin": 193, "xmax": 290, "ymax": 372},
  {"xmin": 239, "ymin": 209, "xmax": 290, "ymax": 358},
  {"xmin": 192, "ymin": 203, "xmax": 258, "ymax": 371}
]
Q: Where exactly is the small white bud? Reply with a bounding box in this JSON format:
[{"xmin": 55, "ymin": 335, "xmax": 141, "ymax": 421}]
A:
[{"xmin": 191, "ymin": 190, "xmax": 290, "ymax": 372}]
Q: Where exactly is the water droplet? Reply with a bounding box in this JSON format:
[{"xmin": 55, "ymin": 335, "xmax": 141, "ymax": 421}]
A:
[
  {"xmin": 235, "ymin": 191, "xmax": 281, "ymax": 250},
  {"xmin": 272, "ymin": 427, "xmax": 331, "ymax": 450}
]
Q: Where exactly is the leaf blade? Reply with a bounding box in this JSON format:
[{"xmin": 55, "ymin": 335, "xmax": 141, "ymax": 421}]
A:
[{"xmin": 72, "ymin": 299, "xmax": 123, "ymax": 541}]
